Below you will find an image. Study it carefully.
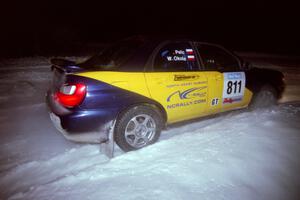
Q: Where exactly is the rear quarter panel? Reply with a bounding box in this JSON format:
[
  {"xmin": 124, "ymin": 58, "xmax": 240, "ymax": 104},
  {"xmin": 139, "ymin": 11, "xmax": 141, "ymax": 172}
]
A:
[{"xmin": 78, "ymin": 72, "xmax": 151, "ymax": 99}]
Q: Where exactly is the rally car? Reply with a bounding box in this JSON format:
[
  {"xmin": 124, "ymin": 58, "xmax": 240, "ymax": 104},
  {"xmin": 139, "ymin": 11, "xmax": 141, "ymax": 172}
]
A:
[{"xmin": 46, "ymin": 36, "xmax": 284, "ymax": 155}]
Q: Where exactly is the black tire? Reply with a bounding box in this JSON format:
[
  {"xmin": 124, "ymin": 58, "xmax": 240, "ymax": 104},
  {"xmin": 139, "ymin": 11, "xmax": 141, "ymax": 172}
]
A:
[
  {"xmin": 114, "ymin": 105, "xmax": 163, "ymax": 152},
  {"xmin": 250, "ymin": 85, "xmax": 277, "ymax": 109}
]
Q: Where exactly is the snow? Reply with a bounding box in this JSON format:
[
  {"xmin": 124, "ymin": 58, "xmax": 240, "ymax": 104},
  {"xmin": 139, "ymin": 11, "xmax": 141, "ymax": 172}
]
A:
[{"xmin": 0, "ymin": 56, "xmax": 300, "ymax": 200}]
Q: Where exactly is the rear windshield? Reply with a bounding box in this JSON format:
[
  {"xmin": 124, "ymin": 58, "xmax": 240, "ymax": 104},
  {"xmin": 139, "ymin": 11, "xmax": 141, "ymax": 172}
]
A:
[{"xmin": 79, "ymin": 39, "xmax": 151, "ymax": 71}]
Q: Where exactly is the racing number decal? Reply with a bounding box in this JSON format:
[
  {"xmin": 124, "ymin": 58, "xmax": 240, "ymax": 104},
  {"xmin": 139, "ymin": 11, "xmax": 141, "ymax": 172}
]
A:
[
  {"xmin": 227, "ymin": 80, "xmax": 242, "ymax": 95},
  {"xmin": 222, "ymin": 72, "xmax": 246, "ymax": 104}
]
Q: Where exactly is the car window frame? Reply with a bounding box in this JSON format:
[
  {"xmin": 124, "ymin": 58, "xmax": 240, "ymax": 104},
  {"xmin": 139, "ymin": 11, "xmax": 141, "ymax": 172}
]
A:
[
  {"xmin": 194, "ymin": 42, "xmax": 242, "ymax": 72},
  {"xmin": 146, "ymin": 40, "xmax": 201, "ymax": 72}
]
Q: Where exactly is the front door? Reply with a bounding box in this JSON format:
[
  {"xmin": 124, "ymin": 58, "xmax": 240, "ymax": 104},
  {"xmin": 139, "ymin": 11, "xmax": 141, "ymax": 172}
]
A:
[
  {"xmin": 196, "ymin": 43, "xmax": 248, "ymax": 113},
  {"xmin": 145, "ymin": 42, "xmax": 208, "ymax": 123}
]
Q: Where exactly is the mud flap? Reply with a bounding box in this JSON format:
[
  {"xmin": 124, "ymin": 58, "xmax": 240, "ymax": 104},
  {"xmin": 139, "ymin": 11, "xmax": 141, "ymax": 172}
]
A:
[{"xmin": 100, "ymin": 120, "xmax": 116, "ymax": 158}]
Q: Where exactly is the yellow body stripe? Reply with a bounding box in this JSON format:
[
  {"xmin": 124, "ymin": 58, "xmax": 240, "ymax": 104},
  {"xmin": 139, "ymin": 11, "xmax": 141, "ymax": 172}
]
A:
[{"xmin": 77, "ymin": 71, "xmax": 253, "ymax": 124}]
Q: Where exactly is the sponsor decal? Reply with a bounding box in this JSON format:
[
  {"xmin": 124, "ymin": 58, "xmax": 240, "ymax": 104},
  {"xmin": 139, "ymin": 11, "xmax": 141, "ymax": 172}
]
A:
[
  {"xmin": 167, "ymin": 99, "xmax": 206, "ymax": 109},
  {"xmin": 167, "ymin": 87, "xmax": 207, "ymax": 102},
  {"xmin": 223, "ymin": 97, "xmax": 243, "ymax": 104},
  {"xmin": 174, "ymin": 75, "xmax": 199, "ymax": 81},
  {"xmin": 227, "ymin": 73, "xmax": 243, "ymax": 80},
  {"xmin": 194, "ymin": 81, "xmax": 208, "ymax": 85},
  {"xmin": 166, "ymin": 81, "xmax": 207, "ymax": 88}
]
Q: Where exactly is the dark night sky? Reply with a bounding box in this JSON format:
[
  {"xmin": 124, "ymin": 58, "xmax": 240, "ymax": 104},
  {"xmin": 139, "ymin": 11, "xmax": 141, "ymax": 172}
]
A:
[{"xmin": 1, "ymin": 1, "xmax": 299, "ymax": 57}]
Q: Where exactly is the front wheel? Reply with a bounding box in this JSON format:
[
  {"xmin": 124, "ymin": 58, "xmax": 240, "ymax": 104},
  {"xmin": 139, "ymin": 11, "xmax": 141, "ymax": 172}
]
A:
[
  {"xmin": 250, "ymin": 85, "xmax": 277, "ymax": 109},
  {"xmin": 114, "ymin": 105, "xmax": 163, "ymax": 152}
]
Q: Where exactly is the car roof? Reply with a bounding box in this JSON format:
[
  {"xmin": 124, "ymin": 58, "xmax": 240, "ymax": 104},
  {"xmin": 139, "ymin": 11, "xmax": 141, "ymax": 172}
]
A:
[{"xmin": 123, "ymin": 35, "xmax": 222, "ymax": 46}]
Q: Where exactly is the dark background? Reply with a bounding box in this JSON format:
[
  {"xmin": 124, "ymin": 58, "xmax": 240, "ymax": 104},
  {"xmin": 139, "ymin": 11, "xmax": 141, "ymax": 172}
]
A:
[{"xmin": 1, "ymin": 0, "xmax": 299, "ymax": 57}]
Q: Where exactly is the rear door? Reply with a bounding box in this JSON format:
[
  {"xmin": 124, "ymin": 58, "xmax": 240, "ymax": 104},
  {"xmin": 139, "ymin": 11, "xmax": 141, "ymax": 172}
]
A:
[
  {"xmin": 145, "ymin": 41, "xmax": 208, "ymax": 123},
  {"xmin": 196, "ymin": 43, "xmax": 249, "ymax": 112}
]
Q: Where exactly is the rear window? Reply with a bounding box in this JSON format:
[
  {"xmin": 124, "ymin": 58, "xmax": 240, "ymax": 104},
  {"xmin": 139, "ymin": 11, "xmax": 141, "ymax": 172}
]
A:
[{"xmin": 79, "ymin": 38, "xmax": 155, "ymax": 71}]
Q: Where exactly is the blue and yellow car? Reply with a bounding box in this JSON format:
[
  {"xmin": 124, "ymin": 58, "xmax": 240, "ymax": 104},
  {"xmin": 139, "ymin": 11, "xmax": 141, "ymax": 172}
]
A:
[{"xmin": 47, "ymin": 36, "xmax": 284, "ymax": 153}]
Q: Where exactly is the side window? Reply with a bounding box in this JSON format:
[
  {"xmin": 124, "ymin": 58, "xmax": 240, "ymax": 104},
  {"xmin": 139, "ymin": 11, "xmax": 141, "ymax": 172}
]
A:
[
  {"xmin": 153, "ymin": 42, "xmax": 198, "ymax": 72},
  {"xmin": 197, "ymin": 44, "xmax": 240, "ymax": 72}
]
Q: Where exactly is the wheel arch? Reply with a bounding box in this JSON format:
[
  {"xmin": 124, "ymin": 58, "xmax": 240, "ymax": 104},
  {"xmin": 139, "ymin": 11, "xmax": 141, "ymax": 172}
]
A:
[
  {"xmin": 246, "ymin": 68, "xmax": 285, "ymax": 99},
  {"xmin": 116, "ymin": 102, "xmax": 167, "ymax": 128}
]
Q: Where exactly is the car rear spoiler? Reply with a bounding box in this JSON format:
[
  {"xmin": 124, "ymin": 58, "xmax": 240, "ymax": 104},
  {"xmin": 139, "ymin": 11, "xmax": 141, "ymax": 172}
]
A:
[{"xmin": 50, "ymin": 58, "xmax": 84, "ymax": 73}]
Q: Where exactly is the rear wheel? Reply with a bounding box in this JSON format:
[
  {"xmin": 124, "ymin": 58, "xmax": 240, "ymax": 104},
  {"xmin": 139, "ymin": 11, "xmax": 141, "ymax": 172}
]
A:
[
  {"xmin": 250, "ymin": 85, "xmax": 277, "ymax": 109},
  {"xmin": 115, "ymin": 105, "xmax": 163, "ymax": 152}
]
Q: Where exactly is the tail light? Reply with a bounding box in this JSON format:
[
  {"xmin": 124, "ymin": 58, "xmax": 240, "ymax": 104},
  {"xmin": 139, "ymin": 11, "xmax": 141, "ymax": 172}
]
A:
[{"xmin": 55, "ymin": 83, "xmax": 86, "ymax": 108}]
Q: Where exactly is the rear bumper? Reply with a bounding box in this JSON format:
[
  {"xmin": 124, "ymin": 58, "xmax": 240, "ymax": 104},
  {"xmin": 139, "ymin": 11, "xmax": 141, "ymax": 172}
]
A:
[
  {"xmin": 46, "ymin": 90, "xmax": 118, "ymax": 143},
  {"xmin": 49, "ymin": 112, "xmax": 113, "ymax": 143}
]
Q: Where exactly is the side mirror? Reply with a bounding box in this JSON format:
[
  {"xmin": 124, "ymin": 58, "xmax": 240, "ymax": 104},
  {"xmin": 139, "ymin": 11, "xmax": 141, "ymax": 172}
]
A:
[{"xmin": 241, "ymin": 60, "xmax": 252, "ymax": 70}]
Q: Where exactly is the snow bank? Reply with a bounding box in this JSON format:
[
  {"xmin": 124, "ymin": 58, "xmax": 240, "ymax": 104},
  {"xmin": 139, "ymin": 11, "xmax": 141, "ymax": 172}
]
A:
[{"xmin": 1, "ymin": 105, "xmax": 300, "ymax": 200}]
